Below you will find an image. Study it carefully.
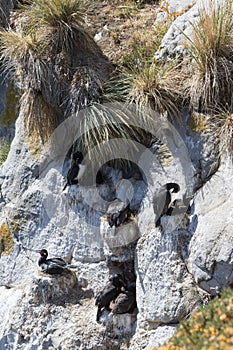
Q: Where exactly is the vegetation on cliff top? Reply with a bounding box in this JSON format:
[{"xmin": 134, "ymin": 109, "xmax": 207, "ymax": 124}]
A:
[
  {"xmin": 0, "ymin": 0, "xmax": 231, "ymax": 155},
  {"xmin": 152, "ymin": 287, "xmax": 233, "ymax": 350}
]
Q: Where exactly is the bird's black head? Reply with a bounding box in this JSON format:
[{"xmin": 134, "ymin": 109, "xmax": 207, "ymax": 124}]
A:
[
  {"xmin": 72, "ymin": 151, "xmax": 83, "ymax": 163},
  {"xmin": 38, "ymin": 249, "xmax": 48, "ymax": 258},
  {"xmin": 166, "ymin": 183, "xmax": 180, "ymax": 193}
]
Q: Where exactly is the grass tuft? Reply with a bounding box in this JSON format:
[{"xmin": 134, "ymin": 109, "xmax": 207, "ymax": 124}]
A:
[
  {"xmin": 127, "ymin": 60, "xmax": 185, "ymax": 116},
  {"xmin": 208, "ymin": 107, "xmax": 233, "ymax": 157},
  {"xmin": 185, "ymin": 0, "xmax": 233, "ymax": 112},
  {"xmin": 77, "ymin": 102, "xmax": 137, "ymax": 159},
  {"xmin": 24, "ymin": 0, "xmax": 92, "ymax": 54},
  {"xmin": 0, "ymin": 0, "xmax": 109, "ymax": 142}
]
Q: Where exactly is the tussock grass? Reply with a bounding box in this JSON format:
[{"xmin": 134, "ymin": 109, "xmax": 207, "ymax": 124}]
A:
[
  {"xmin": 127, "ymin": 60, "xmax": 185, "ymax": 116},
  {"xmin": 25, "ymin": 0, "xmax": 86, "ymax": 27},
  {"xmin": 0, "ymin": 29, "xmax": 46, "ymax": 88},
  {"xmin": 23, "ymin": 90, "xmax": 58, "ymax": 143},
  {"xmin": 208, "ymin": 107, "xmax": 233, "ymax": 156},
  {"xmin": 185, "ymin": 0, "xmax": 233, "ymax": 112},
  {"xmin": 0, "ymin": 0, "xmax": 111, "ymax": 142},
  {"xmin": 77, "ymin": 102, "xmax": 137, "ymax": 159},
  {"xmin": 66, "ymin": 67, "xmax": 103, "ymax": 115},
  {"xmin": 0, "ymin": 30, "xmax": 40, "ymax": 68},
  {"xmin": 100, "ymin": 70, "xmax": 130, "ymax": 103},
  {"xmin": 24, "ymin": 0, "xmax": 94, "ymax": 54}
]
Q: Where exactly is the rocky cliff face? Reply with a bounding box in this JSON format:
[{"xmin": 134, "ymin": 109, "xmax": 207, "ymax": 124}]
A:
[{"xmin": 0, "ymin": 1, "xmax": 232, "ymax": 350}]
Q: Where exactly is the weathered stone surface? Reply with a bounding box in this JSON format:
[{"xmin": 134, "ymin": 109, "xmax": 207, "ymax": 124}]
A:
[
  {"xmin": 155, "ymin": 0, "xmax": 200, "ymax": 59},
  {"xmin": 156, "ymin": 0, "xmax": 232, "ymax": 60},
  {"xmin": 135, "ymin": 215, "xmax": 202, "ymax": 324},
  {"xmin": 0, "ymin": 272, "xmax": 135, "ymax": 350},
  {"xmin": 187, "ymin": 160, "xmax": 233, "ymax": 295}
]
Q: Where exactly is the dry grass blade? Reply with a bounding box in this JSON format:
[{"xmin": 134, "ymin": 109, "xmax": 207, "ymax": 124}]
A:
[
  {"xmin": 25, "ymin": 0, "xmax": 91, "ymax": 53},
  {"xmin": 0, "ymin": 0, "xmax": 110, "ymax": 142},
  {"xmin": 25, "ymin": 0, "xmax": 87, "ymax": 28},
  {"xmin": 185, "ymin": 0, "xmax": 233, "ymax": 112},
  {"xmin": 208, "ymin": 108, "xmax": 233, "ymax": 157},
  {"xmin": 127, "ymin": 60, "xmax": 184, "ymax": 117},
  {"xmin": 77, "ymin": 102, "xmax": 137, "ymax": 159},
  {"xmin": 23, "ymin": 89, "xmax": 58, "ymax": 142}
]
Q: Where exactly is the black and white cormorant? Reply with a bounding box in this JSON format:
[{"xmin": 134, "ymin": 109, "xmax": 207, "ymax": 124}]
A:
[
  {"xmin": 38, "ymin": 249, "xmax": 69, "ymax": 275},
  {"xmin": 95, "ymin": 274, "xmax": 126, "ymax": 322},
  {"xmin": 63, "ymin": 151, "xmax": 86, "ymax": 192},
  {"xmin": 153, "ymin": 183, "xmax": 180, "ymax": 227}
]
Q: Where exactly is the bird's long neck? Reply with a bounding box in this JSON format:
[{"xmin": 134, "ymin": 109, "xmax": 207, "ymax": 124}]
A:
[{"xmin": 38, "ymin": 255, "xmax": 47, "ymax": 266}]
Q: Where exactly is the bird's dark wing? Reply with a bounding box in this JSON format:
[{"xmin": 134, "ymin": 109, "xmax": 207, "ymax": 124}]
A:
[
  {"xmin": 153, "ymin": 186, "xmax": 167, "ymax": 215},
  {"xmin": 48, "ymin": 257, "xmax": 67, "ymax": 267},
  {"xmin": 95, "ymin": 283, "xmax": 119, "ymax": 307},
  {"xmin": 107, "ymin": 200, "xmax": 131, "ymax": 227},
  {"xmin": 67, "ymin": 165, "xmax": 79, "ymax": 183}
]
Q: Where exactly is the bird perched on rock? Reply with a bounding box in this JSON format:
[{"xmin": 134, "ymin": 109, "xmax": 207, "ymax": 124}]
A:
[
  {"xmin": 63, "ymin": 151, "xmax": 86, "ymax": 193},
  {"xmin": 107, "ymin": 199, "xmax": 131, "ymax": 228},
  {"xmin": 95, "ymin": 274, "xmax": 126, "ymax": 322},
  {"xmin": 38, "ymin": 249, "xmax": 71, "ymax": 275},
  {"xmin": 153, "ymin": 183, "xmax": 180, "ymax": 227},
  {"xmin": 111, "ymin": 283, "xmax": 136, "ymax": 314}
]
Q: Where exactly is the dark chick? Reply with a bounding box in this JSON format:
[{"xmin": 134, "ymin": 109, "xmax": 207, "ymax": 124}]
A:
[
  {"xmin": 38, "ymin": 249, "xmax": 68, "ymax": 275},
  {"xmin": 111, "ymin": 283, "xmax": 136, "ymax": 314},
  {"xmin": 95, "ymin": 274, "xmax": 125, "ymax": 322},
  {"xmin": 153, "ymin": 183, "xmax": 180, "ymax": 227},
  {"xmin": 107, "ymin": 200, "xmax": 131, "ymax": 228}
]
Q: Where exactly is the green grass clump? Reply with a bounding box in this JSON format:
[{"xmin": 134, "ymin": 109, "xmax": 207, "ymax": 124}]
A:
[{"xmin": 152, "ymin": 287, "xmax": 233, "ymax": 350}]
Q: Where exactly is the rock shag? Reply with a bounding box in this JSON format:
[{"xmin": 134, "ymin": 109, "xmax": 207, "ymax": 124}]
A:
[
  {"xmin": 95, "ymin": 274, "xmax": 125, "ymax": 322},
  {"xmin": 153, "ymin": 183, "xmax": 180, "ymax": 227},
  {"xmin": 63, "ymin": 151, "xmax": 86, "ymax": 192},
  {"xmin": 107, "ymin": 200, "xmax": 132, "ymax": 228},
  {"xmin": 38, "ymin": 249, "xmax": 69, "ymax": 275}
]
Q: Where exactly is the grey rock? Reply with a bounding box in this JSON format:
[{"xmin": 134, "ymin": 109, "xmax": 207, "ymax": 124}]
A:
[
  {"xmin": 135, "ymin": 216, "xmax": 202, "ymax": 324},
  {"xmin": 187, "ymin": 160, "xmax": 233, "ymax": 295}
]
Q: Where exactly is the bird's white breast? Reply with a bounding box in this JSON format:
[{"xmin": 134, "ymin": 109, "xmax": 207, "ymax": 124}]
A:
[{"xmin": 77, "ymin": 164, "xmax": 86, "ymax": 180}]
